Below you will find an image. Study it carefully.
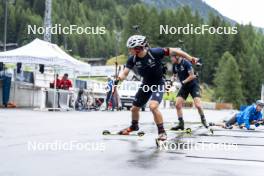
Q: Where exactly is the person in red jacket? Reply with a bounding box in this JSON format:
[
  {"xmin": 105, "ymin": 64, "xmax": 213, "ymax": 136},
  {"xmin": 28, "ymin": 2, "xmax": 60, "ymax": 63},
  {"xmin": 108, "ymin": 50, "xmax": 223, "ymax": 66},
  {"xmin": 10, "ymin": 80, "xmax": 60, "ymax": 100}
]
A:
[
  {"xmin": 51, "ymin": 74, "xmax": 61, "ymax": 89},
  {"xmin": 60, "ymin": 73, "xmax": 72, "ymax": 90}
]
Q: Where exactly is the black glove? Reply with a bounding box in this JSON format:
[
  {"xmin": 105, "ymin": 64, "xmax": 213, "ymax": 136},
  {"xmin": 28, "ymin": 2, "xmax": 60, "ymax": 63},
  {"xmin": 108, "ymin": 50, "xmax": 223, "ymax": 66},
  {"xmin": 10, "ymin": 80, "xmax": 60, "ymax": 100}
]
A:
[
  {"xmin": 255, "ymin": 121, "xmax": 263, "ymax": 127},
  {"xmin": 114, "ymin": 79, "xmax": 119, "ymax": 85}
]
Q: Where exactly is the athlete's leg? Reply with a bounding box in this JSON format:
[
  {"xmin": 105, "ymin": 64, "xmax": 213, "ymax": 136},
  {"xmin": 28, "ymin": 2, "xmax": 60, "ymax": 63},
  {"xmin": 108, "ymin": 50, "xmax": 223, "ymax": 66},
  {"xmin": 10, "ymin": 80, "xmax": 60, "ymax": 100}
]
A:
[
  {"xmin": 149, "ymin": 101, "xmax": 167, "ymax": 140},
  {"xmin": 209, "ymin": 113, "xmax": 238, "ymax": 128},
  {"xmin": 170, "ymin": 86, "xmax": 188, "ymax": 130},
  {"xmin": 226, "ymin": 114, "xmax": 237, "ymax": 126},
  {"xmin": 176, "ymin": 97, "xmax": 185, "ymax": 118},
  {"xmin": 208, "ymin": 122, "xmax": 226, "ymax": 127},
  {"xmin": 149, "ymin": 101, "xmax": 162, "ymax": 123},
  {"xmin": 118, "ymin": 106, "xmax": 140, "ymax": 135},
  {"xmin": 193, "ymin": 97, "xmax": 208, "ymax": 128},
  {"xmin": 149, "ymin": 85, "xmax": 166, "ymax": 140},
  {"xmin": 225, "ymin": 114, "xmax": 237, "ymax": 129},
  {"xmin": 149, "ymin": 100, "xmax": 163, "ymax": 127},
  {"xmin": 193, "ymin": 97, "xmax": 203, "ymax": 116},
  {"xmin": 119, "ymin": 86, "xmax": 151, "ymax": 134},
  {"xmin": 191, "ymin": 84, "xmax": 208, "ymax": 128},
  {"xmin": 170, "ymin": 97, "xmax": 185, "ymax": 130},
  {"xmin": 131, "ymin": 106, "xmax": 140, "ymax": 120}
]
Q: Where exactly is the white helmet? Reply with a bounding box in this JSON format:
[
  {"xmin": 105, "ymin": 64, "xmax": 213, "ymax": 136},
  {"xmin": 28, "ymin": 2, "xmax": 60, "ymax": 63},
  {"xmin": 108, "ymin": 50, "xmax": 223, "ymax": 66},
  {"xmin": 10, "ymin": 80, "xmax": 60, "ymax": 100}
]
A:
[
  {"xmin": 126, "ymin": 35, "xmax": 146, "ymax": 48},
  {"xmin": 256, "ymin": 100, "xmax": 264, "ymax": 106}
]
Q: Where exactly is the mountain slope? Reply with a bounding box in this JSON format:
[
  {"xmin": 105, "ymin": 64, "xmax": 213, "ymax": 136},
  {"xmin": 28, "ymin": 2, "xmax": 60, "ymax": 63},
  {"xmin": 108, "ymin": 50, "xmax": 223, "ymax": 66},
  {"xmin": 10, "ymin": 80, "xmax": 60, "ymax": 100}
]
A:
[{"xmin": 141, "ymin": 0, "xmax": 236, "ymax": 24}]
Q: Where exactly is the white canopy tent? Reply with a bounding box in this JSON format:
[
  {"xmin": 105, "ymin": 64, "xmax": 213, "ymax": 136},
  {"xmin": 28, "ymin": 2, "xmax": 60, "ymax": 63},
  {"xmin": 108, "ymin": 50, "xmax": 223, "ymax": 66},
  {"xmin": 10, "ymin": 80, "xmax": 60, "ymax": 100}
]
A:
[
  {"xmin": 0, "ymin": 38, "xmax": 91, "ymax": 109},
  {"xmin": 0, "ymin": 38, "xmax": 91, "ymax": 73}
]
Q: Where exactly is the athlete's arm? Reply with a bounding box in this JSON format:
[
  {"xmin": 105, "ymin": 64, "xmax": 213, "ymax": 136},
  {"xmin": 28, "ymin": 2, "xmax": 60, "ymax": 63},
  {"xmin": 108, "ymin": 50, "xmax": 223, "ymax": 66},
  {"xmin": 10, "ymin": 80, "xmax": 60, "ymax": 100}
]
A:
[
  {"xmin": 182, "ymin": 68, "xmax": 197, "ymax": 84},
  {"xmin": 117, "ymin": 56, "xmax": 134, "ymax": 82},
  {"xmin": 168, "ymin": 48, "xmax": 198, "ymax": 64},
  {"xmin": 118, "ymin": 67, "xmax": 130, "ymax": 81}
]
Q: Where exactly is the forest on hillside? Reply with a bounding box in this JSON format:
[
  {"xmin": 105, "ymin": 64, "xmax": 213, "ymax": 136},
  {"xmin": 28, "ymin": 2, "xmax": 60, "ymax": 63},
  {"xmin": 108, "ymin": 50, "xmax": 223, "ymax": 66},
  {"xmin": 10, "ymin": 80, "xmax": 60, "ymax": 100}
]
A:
[{"xmin": 1, "ymin": 0, "xmax": 264, "ymax": 107}]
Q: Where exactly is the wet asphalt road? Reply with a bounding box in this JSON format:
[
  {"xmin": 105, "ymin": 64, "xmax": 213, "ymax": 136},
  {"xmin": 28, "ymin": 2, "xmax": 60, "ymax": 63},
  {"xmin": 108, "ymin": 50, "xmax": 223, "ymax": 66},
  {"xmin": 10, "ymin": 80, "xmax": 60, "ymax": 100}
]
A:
[{"xmin": 0, "ymin": 108, "xmax": 263, "ymax": 176}]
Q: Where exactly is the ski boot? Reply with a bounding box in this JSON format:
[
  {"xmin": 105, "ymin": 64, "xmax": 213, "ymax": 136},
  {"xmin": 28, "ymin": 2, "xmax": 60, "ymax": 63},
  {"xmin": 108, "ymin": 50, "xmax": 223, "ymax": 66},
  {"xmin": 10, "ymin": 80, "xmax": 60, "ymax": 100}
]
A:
[
  {"xmin": 170, "ymin": 121, "xmax": 184, "ymax": 131},
  {"xmin": 118, "ymin": 126, "xmax": 139, "ymax": 135},
  {"xmin": 208, "ymin": 122, "xmax": 215, "ymax": 126},
  {"xmin": 157, "ymin": 132, "xmax": 167, "ymax": 141},
  {"xmin": 225, "ymin": 124, "xmax": 233, "ymax": 129}
]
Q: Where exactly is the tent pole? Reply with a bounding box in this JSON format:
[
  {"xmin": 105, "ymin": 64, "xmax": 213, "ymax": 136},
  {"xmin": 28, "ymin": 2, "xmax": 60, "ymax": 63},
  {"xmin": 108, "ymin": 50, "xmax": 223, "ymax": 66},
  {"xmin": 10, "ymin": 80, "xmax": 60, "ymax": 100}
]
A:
[
  {"xmin": 53, "ymin": 66, "xmax": 56, "ymax": 111},
  {"xmin": 73, "ymin": 69, "xmax": 76, "ymax": 111},
  {"xmin": 32, "ymin": 64, "xmax": 37, "ymax": 108},
  {"xmin": 13, "ymin": 68, "xmax": 16, "ymax": 104}
]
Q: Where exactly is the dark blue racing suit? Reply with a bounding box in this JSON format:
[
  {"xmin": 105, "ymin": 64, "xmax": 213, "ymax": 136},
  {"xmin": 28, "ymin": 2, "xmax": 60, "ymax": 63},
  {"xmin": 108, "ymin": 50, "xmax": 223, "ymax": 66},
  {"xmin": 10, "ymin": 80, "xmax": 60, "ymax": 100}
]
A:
[
  {"xmin": 125, "ymin": 48, "xmax": 168, "ymax": 107},
  {"xmin": 172, "ymin": 59, "xmax": 200, "ymax": 99}
]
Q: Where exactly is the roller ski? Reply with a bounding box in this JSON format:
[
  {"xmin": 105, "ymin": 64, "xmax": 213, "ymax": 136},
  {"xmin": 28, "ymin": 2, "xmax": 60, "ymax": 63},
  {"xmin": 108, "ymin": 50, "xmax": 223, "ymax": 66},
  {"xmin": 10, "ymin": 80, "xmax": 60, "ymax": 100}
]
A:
[
  {"xmin": 170, "ymin": 120, "xmax": 213, "ymax": 137},
  {"xmin": 166, "ymin": 127, "xmax": 192, "ymax": 134},
  {"xmin": 155, "ymin": 129, "xmax": 192, "ymax": 148},
  {"xmin": 102, "ymin": 127, "xmax": 145, "ymax": 137},
  {"xmin": 156, "ymin": 123, "xmax": 190, "ymax": 149},
  {"xmin": 190, "ymin": 125, "xmax": 214, "ymax": 136}
]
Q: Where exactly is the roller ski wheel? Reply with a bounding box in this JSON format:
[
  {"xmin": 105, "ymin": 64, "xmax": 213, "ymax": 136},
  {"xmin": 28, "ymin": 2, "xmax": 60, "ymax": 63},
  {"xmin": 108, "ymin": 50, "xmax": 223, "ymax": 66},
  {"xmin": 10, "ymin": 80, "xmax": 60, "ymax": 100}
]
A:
[
  {"xmin": 185, "ymin": 128, "xmax": 192, "ymax": 134},
  {"xmin": 209, "ymin": 128, "xmax": 214, "ymax": 134},
  {"xmin": 102, "ymin": 130, "xmax": 111, "ymax": 135},
  {"xmin": 102, "ymin": 129, "xmax": 145, "ymax": 137},
  {"xmin": 167, "ymin": 128, "xmax": 192, "ymax": 134},
  {"xmin": 137, "ymin": 131, "xmax": 145, "ymax": 137}
]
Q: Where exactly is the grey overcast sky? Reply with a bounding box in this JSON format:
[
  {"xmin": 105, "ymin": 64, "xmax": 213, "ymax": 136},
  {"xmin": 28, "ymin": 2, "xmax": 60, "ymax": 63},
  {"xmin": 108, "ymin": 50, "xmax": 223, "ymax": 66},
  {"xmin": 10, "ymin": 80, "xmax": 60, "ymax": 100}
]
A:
[{"xmin": 203, "ymin": 0, "xmax": 264, "ymax": 28}]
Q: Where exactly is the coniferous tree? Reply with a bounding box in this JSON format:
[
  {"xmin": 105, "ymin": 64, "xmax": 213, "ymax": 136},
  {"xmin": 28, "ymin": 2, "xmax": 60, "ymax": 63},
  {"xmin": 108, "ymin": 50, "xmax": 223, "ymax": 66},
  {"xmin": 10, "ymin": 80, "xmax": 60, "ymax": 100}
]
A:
[{"xmin": 214, "ymin": 52, "xmax": 244, "ymax": 108}]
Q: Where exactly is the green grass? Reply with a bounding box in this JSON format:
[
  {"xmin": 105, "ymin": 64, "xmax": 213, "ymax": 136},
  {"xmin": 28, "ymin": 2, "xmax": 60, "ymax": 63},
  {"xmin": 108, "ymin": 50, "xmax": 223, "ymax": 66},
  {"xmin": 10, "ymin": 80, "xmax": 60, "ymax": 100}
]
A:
[
  {"xmin": 77, "ymin": 76, "xmax": 106, "ymax": 82},
  {"xmin": 106, "ymin": 55, "xmax": 127, "ymax": 65},
  {"xmin": 201, "ymin": 84, "xmax": 215, "ymax": 102}
]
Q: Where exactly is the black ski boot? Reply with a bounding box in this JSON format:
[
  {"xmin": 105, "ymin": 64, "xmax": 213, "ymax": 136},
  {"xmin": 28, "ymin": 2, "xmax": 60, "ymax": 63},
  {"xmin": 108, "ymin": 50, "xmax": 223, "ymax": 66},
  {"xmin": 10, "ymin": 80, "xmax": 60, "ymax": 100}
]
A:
[
  {"xmin": 225, "ymin": 125, "xmax": 233, "ymax": 129},
  {"xmin": 170, "ymin": 120, "xmax": 184, "ymax": 131},
  {"xmin": 201, "ymin": 118, "xmax": 209, "ymax": 128},
  {"xmin": 208, "ymin": 122, "xmax": 215, "ymax": 126}
]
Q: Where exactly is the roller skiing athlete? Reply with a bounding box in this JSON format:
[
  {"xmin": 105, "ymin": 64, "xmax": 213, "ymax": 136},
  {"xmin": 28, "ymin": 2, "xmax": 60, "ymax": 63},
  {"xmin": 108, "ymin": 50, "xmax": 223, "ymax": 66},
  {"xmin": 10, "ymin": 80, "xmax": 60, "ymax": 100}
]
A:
[
  {"xmin": 115, "ymin": 35, "xmax": 200, "ymax": 141},
  {"xmin": 170, "ymin": 54, "xmax": 209, "ymax": 131}
]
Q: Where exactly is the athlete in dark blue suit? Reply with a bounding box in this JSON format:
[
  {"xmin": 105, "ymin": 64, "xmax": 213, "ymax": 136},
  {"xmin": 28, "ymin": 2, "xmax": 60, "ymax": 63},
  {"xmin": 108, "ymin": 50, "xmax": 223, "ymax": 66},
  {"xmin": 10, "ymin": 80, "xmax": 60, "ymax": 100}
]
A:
[
  {"xmin": 170, "ymin": 55, "xmax": 208, "ymax": 130},
  {"xmin": 116, "ymin": 35, "xmax": 199, "ymax": 140}
]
